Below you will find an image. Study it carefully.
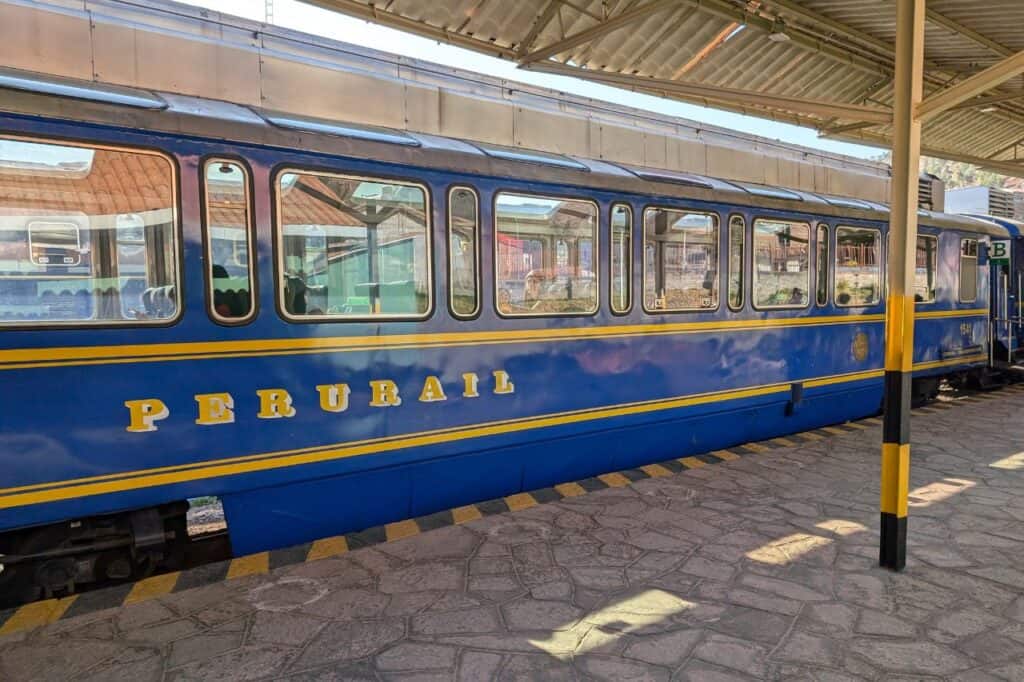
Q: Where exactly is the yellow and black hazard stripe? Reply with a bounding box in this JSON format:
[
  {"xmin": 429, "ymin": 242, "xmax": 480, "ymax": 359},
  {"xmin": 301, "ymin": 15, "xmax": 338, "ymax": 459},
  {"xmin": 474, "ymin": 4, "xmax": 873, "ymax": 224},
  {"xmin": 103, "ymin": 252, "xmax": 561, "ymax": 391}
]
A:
[
  {"xmin": 0, "ymin": 418, "xmax": 880, "ymax": 638},
  {"xmin": 881, "ymin": 293, "xmax": 915, "ymax": 570}
]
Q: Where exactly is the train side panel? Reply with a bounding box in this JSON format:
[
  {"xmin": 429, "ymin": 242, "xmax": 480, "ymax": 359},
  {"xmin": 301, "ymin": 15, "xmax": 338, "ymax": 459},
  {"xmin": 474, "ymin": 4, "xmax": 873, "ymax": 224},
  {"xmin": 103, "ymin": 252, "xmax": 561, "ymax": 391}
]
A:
[{"xmin": 0, "ymin": 113, "xmax": 991, "ymax": 559}]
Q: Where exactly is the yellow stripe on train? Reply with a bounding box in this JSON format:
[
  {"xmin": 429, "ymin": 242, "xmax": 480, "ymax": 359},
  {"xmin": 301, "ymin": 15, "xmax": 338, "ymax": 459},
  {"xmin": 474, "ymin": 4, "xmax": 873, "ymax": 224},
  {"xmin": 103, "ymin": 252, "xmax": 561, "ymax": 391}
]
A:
[
  {"xmin": 0, "ymin": 313, "xmax": 898, "ymax": 370},
  {"xmin": 0, "ymin": 350, "xmax": 987, "ymax": 510}
]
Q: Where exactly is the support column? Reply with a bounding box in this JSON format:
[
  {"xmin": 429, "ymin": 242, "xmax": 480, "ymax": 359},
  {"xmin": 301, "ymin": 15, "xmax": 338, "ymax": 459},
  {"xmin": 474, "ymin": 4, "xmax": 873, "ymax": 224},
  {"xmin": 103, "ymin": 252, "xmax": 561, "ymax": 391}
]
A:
[{"xmin": 881, "ymin": 0, "xmax": 925, "ymax": 572}]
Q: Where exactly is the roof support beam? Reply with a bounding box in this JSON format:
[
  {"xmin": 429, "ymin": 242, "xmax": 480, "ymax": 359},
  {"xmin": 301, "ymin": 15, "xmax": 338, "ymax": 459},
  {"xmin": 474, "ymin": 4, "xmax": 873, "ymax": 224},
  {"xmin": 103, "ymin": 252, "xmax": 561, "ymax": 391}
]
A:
[
  {"xmin": 678, "ymin": 0, "xmax": 890, "ymax": 78},
  {"xmin": 627, "ymin": 5, "xmax": 699, "ymax": 71},
  {"xmin": 763, "ymin": 0, "xmax": 961, "ymax": 79},
  {"xmin": 765, "ymin": 0, "xmax": 896, "ymax": 60},
  {"xmin": 933, "ymin": 147, "xmax": 1024, "ymax": 173},
  {"xmin": 926, "ymin": 9, "xmax": 1013, "ymax": 59},
  {"xmin": 524, "ymin": 61, "xmax": 893, "ymax": 123},
  {"xmin": 830, "ymin": 125, "xmax": 1024, "ymax": 178},
  {"xmin": 518, "ymin": 0, "xmax": 675, "ymax": 64},
  {"xmin": 516, "ymin": 0, "xmax": 564, "ymax": 57},
  {"xmin": 949, "ymin": 90, "xmax": 1024, "ymax": 112},
  {"xmin": 989, "ymin": 135, "xmax": 1024, "ymax": 160},
  {"xmin": 917, "ymin": 50, "xmax": 1024, "ymax": 121},
  {"xmin": 764, "ymin": 0, "xmax": 1024, "ymax": 124},
  {"xmin": 818, "ymin": 121, "xmax": 881, "ymax": 138},
  {"xmin": 672, "ymin": 21, "xmax": 739, "ymax": 79},
  {"xmin": 557, "ymin": 0, "xmax": 603, "ymax": 23}
]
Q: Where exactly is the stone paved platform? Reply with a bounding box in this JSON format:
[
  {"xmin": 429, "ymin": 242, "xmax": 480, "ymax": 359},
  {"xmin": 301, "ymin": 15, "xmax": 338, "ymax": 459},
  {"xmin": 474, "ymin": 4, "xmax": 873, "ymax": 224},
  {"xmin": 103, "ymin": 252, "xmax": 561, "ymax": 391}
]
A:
[{"xmin": 3, "ymin": 389, "xmax": 1024, "ymax": 680}]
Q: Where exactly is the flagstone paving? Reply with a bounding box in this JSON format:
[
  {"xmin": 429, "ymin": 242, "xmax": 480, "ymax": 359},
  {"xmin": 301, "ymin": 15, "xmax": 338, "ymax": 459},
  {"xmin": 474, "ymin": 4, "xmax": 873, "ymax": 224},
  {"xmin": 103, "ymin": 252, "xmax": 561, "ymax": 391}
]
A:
[{"xmin": 3, "ymin": 390, "xmax": 1024, "ymax": 680}]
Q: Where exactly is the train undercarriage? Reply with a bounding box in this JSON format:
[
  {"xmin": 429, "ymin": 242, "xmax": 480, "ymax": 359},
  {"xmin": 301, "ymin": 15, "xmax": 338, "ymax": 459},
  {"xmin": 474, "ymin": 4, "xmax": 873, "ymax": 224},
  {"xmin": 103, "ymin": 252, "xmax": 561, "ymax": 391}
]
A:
[{"xmin": 0, "ymin": 502, "xmax": 191, "ymax": 609}]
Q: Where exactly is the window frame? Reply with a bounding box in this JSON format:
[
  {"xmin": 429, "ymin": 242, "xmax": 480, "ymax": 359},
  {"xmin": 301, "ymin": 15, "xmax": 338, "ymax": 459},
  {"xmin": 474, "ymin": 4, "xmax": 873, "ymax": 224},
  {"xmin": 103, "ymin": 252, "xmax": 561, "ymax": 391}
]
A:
[
  {"xmin": 751, "ymin": 216, "xmax": 812, "ymax": 311},
  {"xmin": 609, "ymin": 202, "xmax": 633, "ymax": 316},
  {"xmin": 833, "ymin": 225, "xmax": 883, "ymax": 308},
  {"xmin": 815, "ymin": 223, "xmax": 829, "ymax": 307},
  {"xmin": 201, "ymin": 155, "xmax": 258, "ymax": 326},
  {"xmin": 959, "ymin": 237, "xmax": 979, "ymax": 304},
  {"xmin": 641, "ymin": 205, "xmax": 722, "ymax": 315},
  {"xmin": 915, "ymin": 233, "xmax": 939, "ymax": 305},
  {"xmin": 272, "ymin": 165, "xmax": 434, "ymax": 323},
  {"xmin": 0, "ymin": 133, "xmax": 183, "ymax": 329},
  {"xmin": 446, "ymin": 184, "xmax": 481, "ymax": 320},
  {"xmin": 492, "ymin": 189, "xmax": 600, "ymax": 319},
  {"xmin": 727, "ymin": 213, "xmax": 745, "ymax": 312}
]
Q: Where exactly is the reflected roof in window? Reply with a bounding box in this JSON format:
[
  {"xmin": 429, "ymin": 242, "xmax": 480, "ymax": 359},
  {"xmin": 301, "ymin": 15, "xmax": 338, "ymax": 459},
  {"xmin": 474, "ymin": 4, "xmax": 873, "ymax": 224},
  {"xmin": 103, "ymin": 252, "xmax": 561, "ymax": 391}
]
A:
[
  {"xmin": 262, "ymin": 111, "xmax": 420, "ymax": 147},
  {"xmin": 472, "ymin": 141, "xmax": 588, "ymax": 170},
  {"xmin": 0, "ymin": 67, "xmax": 166, "ymax": 110},
  {"xmin": 0, "ymin": 138, "xmax": 94, "ymax": 177}
]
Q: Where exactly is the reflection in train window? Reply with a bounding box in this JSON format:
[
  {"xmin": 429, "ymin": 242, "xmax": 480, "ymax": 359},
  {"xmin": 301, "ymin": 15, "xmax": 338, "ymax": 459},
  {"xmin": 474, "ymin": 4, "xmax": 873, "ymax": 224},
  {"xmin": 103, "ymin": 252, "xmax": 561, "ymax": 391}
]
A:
[
  {"xmin": 204, "ymin": 159, "xmax": 254, "ymax": 323},
  {"xmin": 28, "ymin": 223, "xmax": 81, "ymax": 266},
  {"xmin": 727, "ymin": 215, "xmax": 744, "ymax": 311},
  {"xmin": 611, "ymin": 204, "xmax": 631, "ymax": 314},
  {"xmin": 276, "ymin": 170, "xmax": 431, "ymax": 319},
  {"xmin": 753, "ymin": 218, "xmax": 810, "ymax": 309},
  {"xmin": 494, "ymin": 192, "xmax": 598, "ymax": 316},
  {"xmin": 643, "ymin": 208, "xmax": 719, "ymax": 312},
  {"xmin": 835, "ymin": 227, "xmax": 881, "ymax": 307},
  {"xmin": 816, "ymin": 224, "xmax": 829, "ymax": 306},
  {"xmin": 959, "ymin": 238, "xmax": 978, "ymax": 303},
  {"xmin": 915, "ymin": 234, "xmax": 937, "ymax": 303},
  {"xmin": 448, "ymin": 186, "xmax": 479, "ymax": 318},
  {"xmin": 0, "ymin": 136, "xmax": 179, "ymax": 325}
]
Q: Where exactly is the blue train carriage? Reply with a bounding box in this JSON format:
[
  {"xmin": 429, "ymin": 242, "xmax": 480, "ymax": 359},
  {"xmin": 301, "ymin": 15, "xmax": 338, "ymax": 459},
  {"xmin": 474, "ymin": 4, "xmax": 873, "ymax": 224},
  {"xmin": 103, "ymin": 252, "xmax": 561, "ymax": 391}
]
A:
[{"xmin": 0, "ymin": 71, "xmax": 1006, "ymax": 605}]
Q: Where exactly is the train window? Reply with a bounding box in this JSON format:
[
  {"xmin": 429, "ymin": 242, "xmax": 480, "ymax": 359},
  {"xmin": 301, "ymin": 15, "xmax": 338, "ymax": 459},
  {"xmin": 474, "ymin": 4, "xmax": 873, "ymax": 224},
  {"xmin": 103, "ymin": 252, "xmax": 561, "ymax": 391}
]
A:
[
  {"xmin": 494, "ymin": 192, "xmax": 598, "ymax": 316},
  {"xmin": 275, "ymin": 169, "xmax": 431, "ymax": 320},
  {"xmin": 611, "ymin": 204, "xmax": 632, "ymax": 314},
  {"xmin": 204, "ymin": 160, "xmax": 254, "ymax": 323},
  {"xmin": 915, "ymin": 235, "xmax": 937, "ymax": 303},
  {"xmin": 753, "ymin": 219, "xmax": 810, "ymax": 309},
  {"xmin": 643, "ymin": 208, "xmax": 719, "ymax": 312},
  {"xmin": 727, "ymin": 215, "xmax": 744, "ymax": 311},
  {"xmin": 835, "ymin": 226, "xmax": 881, "ymax": 307},
  {"xmin": 959, "ymin": 238, "xmax": 978, "ymax": 303},
  {"xmin": 816, "ymin": 224, "xmax": 829, "ymax": 306},
  {"xmin": 0, "ymin": 136, "xmax": 178, "ymax": 326},
  {"xmin": 448, "ymin": 186, "xmax": 479, "ymax": 318}
]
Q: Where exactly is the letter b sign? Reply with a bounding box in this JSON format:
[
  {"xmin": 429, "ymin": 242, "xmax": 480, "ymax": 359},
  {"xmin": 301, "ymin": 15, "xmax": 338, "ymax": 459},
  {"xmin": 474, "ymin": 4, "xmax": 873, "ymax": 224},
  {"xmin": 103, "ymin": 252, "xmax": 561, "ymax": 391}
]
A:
[{"xmin": 990, "ymin": 240, "xmax": 1010, "ymax": 264}]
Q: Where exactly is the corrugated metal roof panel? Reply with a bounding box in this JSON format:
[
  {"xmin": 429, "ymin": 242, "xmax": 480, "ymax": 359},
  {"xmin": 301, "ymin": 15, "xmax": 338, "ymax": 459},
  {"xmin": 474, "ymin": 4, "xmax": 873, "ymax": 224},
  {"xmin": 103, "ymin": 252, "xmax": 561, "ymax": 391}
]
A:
[{"xmin": 309, "ymin": 0, "xmax": 1024, "ymax": 177}]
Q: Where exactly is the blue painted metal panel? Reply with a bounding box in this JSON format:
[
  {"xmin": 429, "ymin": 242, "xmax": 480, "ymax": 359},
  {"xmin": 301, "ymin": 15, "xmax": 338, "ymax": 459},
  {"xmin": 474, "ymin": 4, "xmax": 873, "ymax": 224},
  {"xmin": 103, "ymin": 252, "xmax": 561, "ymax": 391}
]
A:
[{"xmin": 0, "ymin": 111, "xmax": 995, "ymax": 557}]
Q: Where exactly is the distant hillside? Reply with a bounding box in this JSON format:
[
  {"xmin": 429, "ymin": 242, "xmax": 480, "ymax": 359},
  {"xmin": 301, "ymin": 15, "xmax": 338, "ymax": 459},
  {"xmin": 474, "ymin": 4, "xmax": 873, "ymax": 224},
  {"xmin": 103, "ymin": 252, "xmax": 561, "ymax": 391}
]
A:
[
  {"xmin": 920, "ymin": 157, "xmax": 1020, "ymax": 191},
  {"xmin": 874, "ymin": 152, "xmax": 1022, "ymax": 192}
]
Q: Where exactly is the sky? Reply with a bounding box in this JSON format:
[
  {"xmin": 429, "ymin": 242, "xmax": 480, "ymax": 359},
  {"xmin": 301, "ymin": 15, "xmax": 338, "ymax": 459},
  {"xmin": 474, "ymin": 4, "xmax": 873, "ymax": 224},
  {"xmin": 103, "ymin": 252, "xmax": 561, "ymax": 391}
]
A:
[{"xmin": 187, "ymin": 0, "xmax": 881, "ymax": 160}]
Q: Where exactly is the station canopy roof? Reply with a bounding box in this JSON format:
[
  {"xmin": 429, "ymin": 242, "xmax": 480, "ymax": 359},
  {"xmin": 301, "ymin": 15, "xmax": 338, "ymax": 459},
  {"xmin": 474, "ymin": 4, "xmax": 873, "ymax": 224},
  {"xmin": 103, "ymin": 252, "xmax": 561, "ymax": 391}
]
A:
[{"xmin": 305, "ymin": 0, "xmax": 1024, "ymax": 177}]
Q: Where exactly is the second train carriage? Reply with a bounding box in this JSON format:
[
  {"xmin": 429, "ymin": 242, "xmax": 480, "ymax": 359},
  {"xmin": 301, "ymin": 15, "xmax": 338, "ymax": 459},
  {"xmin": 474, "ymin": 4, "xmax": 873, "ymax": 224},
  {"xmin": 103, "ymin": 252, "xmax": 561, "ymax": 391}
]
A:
[
  {"xmin": 0, "ymin": 70, "xmax": 1006, "ymax": 604},
  {"xmin": 969, "ymin": 215, "xmax": 1024, "ymax": 367}
]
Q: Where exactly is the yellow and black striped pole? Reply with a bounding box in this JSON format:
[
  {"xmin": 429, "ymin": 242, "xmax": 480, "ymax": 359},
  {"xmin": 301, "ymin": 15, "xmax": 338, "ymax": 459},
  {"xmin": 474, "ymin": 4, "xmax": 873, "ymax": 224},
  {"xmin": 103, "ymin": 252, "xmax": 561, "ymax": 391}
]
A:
[{"xmin": 881, "ymin": 0, "xmax": 925, "ymax": 571}]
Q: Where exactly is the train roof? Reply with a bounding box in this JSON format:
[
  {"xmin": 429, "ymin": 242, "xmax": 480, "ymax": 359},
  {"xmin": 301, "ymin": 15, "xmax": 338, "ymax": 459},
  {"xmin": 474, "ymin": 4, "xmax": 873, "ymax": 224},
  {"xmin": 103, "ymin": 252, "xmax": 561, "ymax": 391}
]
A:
[
  {"xmin": 967, "ymin": 215, "xmax": 1024, "ymax": 238},
  {"xmin": 0, "ymin": 66, "xmax": 1009, "ymax": 239}
]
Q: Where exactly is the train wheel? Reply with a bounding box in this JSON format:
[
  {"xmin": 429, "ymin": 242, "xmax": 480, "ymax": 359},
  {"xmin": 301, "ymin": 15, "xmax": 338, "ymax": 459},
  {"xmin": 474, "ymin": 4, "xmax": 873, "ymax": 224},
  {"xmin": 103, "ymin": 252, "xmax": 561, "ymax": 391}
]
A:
[
  {"xmin": 0, "ymin": 525, "xmax": 77, "ymax": 608},
  {"xmin": 0, "ymin": 503, "xmax": 189, "ymax": 609},
  {"xmin": 911, "ymin": 377, "xmax": 940, "ymax": 407}
]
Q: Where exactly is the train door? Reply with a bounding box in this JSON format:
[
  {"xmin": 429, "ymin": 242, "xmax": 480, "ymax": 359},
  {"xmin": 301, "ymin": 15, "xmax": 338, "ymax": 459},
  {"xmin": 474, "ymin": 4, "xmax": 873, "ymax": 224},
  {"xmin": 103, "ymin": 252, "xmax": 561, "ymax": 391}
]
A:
[
  {"xmin": 988, "ymin": 236, "xmax": 1019, "ymax": 365},
  {"xmin": 1012, "ymin": 236, "xmax": 1024, "ymax": 362}
]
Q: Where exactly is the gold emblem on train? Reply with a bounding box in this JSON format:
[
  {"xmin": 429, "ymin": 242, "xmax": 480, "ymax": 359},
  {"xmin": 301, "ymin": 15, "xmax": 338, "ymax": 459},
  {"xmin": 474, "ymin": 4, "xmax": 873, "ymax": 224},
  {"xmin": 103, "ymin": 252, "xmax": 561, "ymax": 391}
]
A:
[{"xmin": 851, "ymin": 332, "xmax": 869, "ymax": 362}]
